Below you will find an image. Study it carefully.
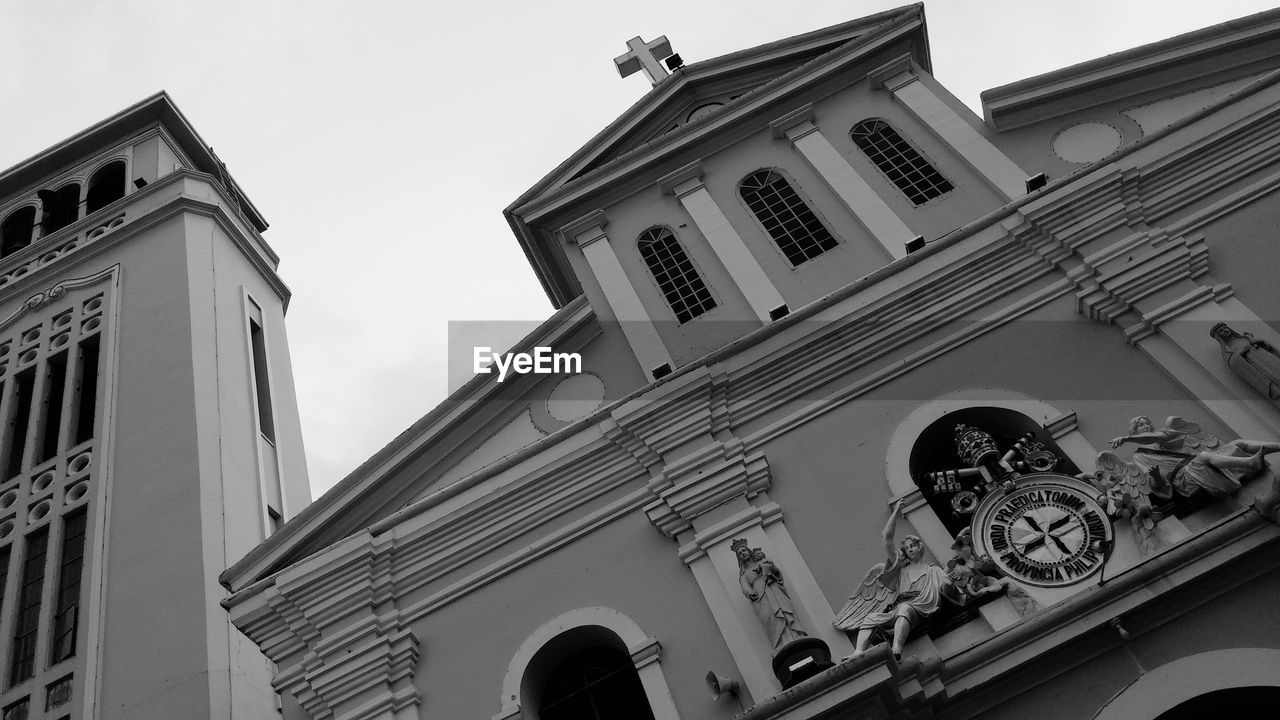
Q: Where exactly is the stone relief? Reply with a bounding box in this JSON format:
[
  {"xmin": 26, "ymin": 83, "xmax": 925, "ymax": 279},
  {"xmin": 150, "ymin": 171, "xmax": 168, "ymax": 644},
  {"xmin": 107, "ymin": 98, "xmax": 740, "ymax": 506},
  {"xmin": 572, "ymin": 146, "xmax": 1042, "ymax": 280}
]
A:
[{"xmin": 1092, "ymin": 415, "xmax": 1280, "ymax": 552}]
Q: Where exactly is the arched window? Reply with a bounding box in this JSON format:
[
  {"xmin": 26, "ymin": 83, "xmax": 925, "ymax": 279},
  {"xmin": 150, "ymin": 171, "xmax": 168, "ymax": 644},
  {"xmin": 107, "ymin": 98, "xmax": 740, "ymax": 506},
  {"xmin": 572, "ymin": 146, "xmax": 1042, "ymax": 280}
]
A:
[
  {"xmin": 1, "ymin": 207, "xmax": 37, "ymax": 258},
  {"xmin": 851, "ymin": 119, "xmax": 953, "ymax": 205},
  {"xmin": 523, "ymin": 627, "xmax": 655, "ymax": 720},
  {"xmin": 738, "ymin": 170, "xmax": 837, "ymax": 266},
  {"xmin": 85, "ymin": 161, "xmax": 126, "ymax": 215},
  {"xmin": 498, "ymin": 608, "xmax": 679, "ymax": 720},
  {"xmin": 539, "ymin": 645, "xmax": 655, "ymax": 720},
  {"xmin": 38, "ymin": 184, "xmax": 81, "ymax": 236},
  {"xmin": 637, "ymin": 227, "xmax": 716, "ymax": 323}
]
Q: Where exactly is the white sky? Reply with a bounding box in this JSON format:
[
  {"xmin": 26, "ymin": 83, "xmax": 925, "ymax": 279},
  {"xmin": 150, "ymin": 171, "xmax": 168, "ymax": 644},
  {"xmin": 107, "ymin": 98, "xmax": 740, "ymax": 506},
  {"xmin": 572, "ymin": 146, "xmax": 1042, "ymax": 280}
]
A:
[{"xmin": 0, "ymin": 1, "xmax": 1274, "ymax": 497}]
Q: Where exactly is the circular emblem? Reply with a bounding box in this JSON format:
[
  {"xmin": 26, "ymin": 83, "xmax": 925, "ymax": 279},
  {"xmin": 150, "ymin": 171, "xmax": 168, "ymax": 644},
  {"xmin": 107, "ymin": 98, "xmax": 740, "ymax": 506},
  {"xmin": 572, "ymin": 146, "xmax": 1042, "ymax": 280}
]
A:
[{"xmin": 969, "ymin": 473, "xmax": 1113, "ymax": 588}]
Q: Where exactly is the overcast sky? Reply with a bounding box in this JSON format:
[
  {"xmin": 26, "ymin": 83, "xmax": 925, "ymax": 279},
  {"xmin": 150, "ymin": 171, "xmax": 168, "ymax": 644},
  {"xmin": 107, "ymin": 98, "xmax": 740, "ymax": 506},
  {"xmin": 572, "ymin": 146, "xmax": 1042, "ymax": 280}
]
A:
[{"xmin": 1, "ymin": 1, "xmax": 1274, "ymax": 498}]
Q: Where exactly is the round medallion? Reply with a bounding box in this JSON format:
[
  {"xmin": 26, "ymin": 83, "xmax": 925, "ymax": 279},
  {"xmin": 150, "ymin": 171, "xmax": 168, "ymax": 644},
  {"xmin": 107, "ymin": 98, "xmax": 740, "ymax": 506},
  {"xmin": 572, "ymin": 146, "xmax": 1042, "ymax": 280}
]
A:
[{"xmin": 969, "ymin": 473, "xmax": 1112, "ymax": 587}]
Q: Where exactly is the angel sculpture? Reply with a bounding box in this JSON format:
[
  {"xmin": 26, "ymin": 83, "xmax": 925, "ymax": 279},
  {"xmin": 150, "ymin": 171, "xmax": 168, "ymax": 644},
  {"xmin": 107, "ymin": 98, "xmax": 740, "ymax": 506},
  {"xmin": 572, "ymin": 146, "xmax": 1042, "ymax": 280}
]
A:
[
  {"xmin": 832, "ymin": 500, "xmax": 960, "ymax": 660},
  {"xmin": 1095, "ymin": 415, "xmax": 1280, "ymax": 553}
]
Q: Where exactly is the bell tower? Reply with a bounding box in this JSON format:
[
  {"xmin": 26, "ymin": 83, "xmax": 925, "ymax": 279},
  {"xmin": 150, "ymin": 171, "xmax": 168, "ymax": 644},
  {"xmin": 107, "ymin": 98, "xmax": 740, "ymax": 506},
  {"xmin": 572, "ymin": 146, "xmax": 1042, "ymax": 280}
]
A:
[{"xmin": 0, "ymin": 93, "xmax": 310, "ymax": 719}]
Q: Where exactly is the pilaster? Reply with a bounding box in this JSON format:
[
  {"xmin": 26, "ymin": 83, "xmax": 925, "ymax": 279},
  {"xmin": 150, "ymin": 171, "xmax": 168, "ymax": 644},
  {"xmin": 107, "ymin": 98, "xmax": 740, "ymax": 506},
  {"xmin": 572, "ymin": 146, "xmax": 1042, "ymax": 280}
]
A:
[
  {"xmin": 562, "ymin": 210, "xmax": 676, "ymax": 379},
  {"xmin": 658, "ymin": 162, "xmax": 789, "ymax": 323},
  {"xmin": 869, "ymin": 55, "xmax": 1030, "ymax": 201},
  {"xmin": 676, "ymin": 501, "xmax": 852, "ymax": 700},
  {"xmin": 771, "ymin": 105, "xmax": 915, "ymax": 260}
]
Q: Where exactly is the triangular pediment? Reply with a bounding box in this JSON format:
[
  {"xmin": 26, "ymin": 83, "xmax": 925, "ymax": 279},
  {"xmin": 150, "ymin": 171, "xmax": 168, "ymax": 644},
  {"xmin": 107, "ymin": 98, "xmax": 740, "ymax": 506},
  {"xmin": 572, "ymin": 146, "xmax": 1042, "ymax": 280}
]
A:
[{"xmin": 527, "ymin": 4, "xmax": 927, "ymax": 197}]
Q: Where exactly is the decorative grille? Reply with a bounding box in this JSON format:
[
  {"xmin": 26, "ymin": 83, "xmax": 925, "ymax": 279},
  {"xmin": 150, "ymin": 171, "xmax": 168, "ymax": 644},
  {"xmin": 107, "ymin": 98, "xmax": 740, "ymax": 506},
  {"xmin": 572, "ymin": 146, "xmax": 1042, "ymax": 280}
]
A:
[
  {"xmin": 850, "ymin": 120, "xmax": 953, "ymax": 205},
  {"xmin": 738, "ymin": 171, "xmax": 838, "ymax": 266},
  {"xmin": 638, "ymin": 227, "xmax": 716, "ymax": 324},
  {"xmin": 0, "ymin": 285, "xmax": 105, "ymax": 716}
]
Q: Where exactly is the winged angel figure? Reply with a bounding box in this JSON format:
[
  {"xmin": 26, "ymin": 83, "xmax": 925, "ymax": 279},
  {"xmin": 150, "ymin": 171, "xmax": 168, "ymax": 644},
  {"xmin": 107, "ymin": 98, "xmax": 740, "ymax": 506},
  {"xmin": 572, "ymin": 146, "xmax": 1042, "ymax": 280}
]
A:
[
  {"xmin": 1093, "ymin": 416, "xmax": 1280, "ymax": 553},
  {"xmin": 832, "ymin": 500, "xmax": 960, "ymax": 660}
]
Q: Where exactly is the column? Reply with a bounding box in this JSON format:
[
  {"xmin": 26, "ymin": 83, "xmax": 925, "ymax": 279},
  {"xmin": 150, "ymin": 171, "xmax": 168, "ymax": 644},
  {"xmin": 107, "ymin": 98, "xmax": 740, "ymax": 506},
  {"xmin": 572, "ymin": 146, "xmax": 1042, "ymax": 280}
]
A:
[
  {"xmin": 658, "ymin": 163, "xmax": 789, "ymax": 323},
  {"xmin": 771, "ymin": 105, "xmax": 916, "ymax": 261},
  {"xmin": 870, "ymin": 55, "xmax": 1030, "ymax": 201},
  {"xmin": 563, "ymin": 210, "xmax": 676, "ymax": 380}
]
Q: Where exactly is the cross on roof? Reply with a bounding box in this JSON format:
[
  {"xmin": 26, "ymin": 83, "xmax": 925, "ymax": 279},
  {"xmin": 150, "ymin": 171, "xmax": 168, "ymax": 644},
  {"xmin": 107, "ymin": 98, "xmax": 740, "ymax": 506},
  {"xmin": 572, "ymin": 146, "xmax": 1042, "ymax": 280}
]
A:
[{"xmin": 614, "ymin": 35, "xmax": 675, "ymax": 87}]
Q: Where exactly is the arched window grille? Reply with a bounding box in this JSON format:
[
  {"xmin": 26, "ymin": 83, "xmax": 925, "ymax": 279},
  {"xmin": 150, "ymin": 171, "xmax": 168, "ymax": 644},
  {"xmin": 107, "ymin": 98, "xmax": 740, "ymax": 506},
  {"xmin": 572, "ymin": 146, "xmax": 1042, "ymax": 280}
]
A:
[
  {"xmin": 738, "ymin": 170, "xmax": 837, "ymax": 266},
  {"xmin": 637, "ymin": 227, "xmax": 716, "ymax": 323},
  {"xmin": 851, "ymin": 119, "xmax": 953, "ymax": 205}
]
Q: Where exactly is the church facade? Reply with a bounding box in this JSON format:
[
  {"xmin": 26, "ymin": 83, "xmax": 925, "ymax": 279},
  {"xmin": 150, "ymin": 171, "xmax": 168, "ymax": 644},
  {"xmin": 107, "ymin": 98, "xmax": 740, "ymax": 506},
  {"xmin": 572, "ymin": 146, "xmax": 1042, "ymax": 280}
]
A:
[
  {"xmin": 223, "ymin": 5, "xmax": 1280, "ymax": 719},
  {"xmin": 0, "ymin": 4, "xmax": 1263, "ymax": 719}
]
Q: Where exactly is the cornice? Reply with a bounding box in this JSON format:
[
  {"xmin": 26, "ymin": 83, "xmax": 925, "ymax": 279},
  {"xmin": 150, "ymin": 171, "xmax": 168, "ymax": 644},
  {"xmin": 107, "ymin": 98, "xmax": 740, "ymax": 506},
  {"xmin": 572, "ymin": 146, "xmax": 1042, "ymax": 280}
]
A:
[
  {"xmin": 980, "ymin": 8, "xmax": 1280, "ymax": 130},
  {"xmin": 0, "ymin": 92, "xmax": 269, "ymax": 231},
  {"xmin": 0, "ymin": 170, "xmax": 289, "ymax": 310}
]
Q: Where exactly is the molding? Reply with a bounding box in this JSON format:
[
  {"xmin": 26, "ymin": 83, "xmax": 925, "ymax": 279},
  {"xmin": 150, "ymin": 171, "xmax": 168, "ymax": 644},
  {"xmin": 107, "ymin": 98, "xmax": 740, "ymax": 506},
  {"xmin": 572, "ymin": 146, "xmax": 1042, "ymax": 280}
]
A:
[
  {"xmin": 768, "ymin": 104, "xmax": 817, "ymax": 140},
  {"xmin": 0, "ymin": 265, "xmax": 119, "ymax": 334},
  {"xmin": 1093, "ymin": 649, "xmax": 1280, "ymax": 720},
  {"xmin": 561, "ymin": 209, "xmax": 609, "ymax": 247},
  {"xmin": 656, "ymin": 160, "xmax": 705, "ymax": 196},
  {"xmin": 867, "ymin": 53, "xmax": 916, "ymax": 92},
  {"xmin": 275, "ymin": 624, "xmax": 421, "ymax": 720}
]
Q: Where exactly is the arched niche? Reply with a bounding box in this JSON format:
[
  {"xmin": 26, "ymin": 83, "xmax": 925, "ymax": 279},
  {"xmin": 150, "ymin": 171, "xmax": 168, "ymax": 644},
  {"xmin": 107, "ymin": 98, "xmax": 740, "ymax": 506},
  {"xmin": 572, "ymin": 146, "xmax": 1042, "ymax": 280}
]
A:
[
  {"xmin": 1094, "ymin": 648, "xmax": 1280, "ymax": 720},
  {"xmin": 494, "ymin": 607, "xmax": 680, "ymax": 720},
  {"xmin": 882, "ymin": 390, "xmax": 1100, "ymax": 612},
  {"xmin": 884, "ymin": 390, "xmax": 1093, "ymax": 498}
]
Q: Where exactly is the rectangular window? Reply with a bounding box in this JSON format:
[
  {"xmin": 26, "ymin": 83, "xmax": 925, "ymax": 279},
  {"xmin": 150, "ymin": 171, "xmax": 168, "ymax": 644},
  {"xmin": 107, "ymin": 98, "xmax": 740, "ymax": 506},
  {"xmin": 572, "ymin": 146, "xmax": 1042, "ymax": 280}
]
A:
[
  {"xmin": 6, "ymin": 368, "xmax": 36, "ymax": 480},
  {"xmin": 44, "ymin": 675, "xmax": 72, "ymax": 711},
  {"xmin": 1, "ymin": 697, "xmax": 28, "ymax": 720},
  {"xmin": 50, "ymin": 512, "xmax": 86, "ymax": 664},
  {"xmin": 71, "ymin": 336, "xmax": 99, "ymax": 446},
  {"xmin": 10, "ymin": 529, "xmax": 48, "ymax": 686},
  {"xmin": 37, "ymin": 352, "xmax": 69, "ymax": 464},
  {"xmin": 0, "ymin": 547, "xmax": 10, "ymax": 617},
  {"xmin": 248, "ymin": 317, "xmax": 275, "ymax": 443}
]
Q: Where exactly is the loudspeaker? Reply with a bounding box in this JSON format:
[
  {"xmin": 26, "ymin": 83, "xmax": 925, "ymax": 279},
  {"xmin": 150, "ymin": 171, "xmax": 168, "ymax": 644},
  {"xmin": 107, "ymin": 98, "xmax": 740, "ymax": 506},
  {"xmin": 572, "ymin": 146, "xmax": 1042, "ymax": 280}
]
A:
[{"xmin": 705, "ymin": 671, "xmax": 739, "ymax": 700}]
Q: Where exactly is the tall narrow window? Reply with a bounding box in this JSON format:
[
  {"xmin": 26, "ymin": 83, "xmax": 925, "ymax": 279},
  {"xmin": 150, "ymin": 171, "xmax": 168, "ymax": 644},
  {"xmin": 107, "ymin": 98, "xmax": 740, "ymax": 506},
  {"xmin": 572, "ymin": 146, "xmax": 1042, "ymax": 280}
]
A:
[
  {"xmin": 0, "ymin": 547, "xmax": 10, "ymax": 615},
  {"xmin": 10, "ymin": 529, "xmax": 48, "ymax": 686},
  {"xmin": 637, "ymin": 227, "xmax": 716, "ymax": 323},
  {"xmin": 248, "ymin": 318, "xmax": 275, "ymax": 443},
  {"xmin": 6, "ymin": 368, "xmax": 36, "ymax": 480},
  {"xmin": 50, "ymin": 511, "xmax": 86, "ymax": 664},
  {"xmin": 85, "ymin": 161, "xmax": 126, "ymax": 215},
  {"xmin": 71, "ymin": 336, "xmax": 100, "ymax": 447},
  {"xmin": 37, "ymin": 352, "xmax": 69, "ymax": 465},
  {"xmin": 851, "ymin": 119, "xmax": 953, "ymax": 205},
  {"xmin": 738, "ymin": 170, "xmax": 838, "ymax": 266},
  {"xmin": 1, "ymin": 208, "xmax": 36, "ymax": 258},
  {"xmin": 37, "ymin": 185, "xmax": 80, "ymax": 236}
]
